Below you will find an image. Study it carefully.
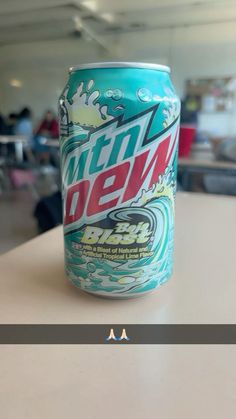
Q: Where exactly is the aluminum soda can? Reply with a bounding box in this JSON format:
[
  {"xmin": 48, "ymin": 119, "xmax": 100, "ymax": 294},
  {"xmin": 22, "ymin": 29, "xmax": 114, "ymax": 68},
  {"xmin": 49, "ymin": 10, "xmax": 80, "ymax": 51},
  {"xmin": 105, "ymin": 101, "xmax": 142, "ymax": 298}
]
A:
[{"xmin": 59, "ymin": 62, "xmax": 180, "ymax": 298}]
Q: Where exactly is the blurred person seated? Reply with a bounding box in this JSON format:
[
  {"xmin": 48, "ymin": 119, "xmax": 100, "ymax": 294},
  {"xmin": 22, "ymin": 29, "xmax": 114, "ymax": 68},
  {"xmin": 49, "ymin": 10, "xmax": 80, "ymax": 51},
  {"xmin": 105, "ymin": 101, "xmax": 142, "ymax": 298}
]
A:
[
  {"xmin": 33, "ymin": 110, "xmax": 59, "ymax": 165},
  {"xmin": 14, "ymin": 107, "xmax": 33, "ymax": 141},
  {"xmin": 0, "ymin": 113, "xmax": 7, "ymax": 157},
  {"xmin": 0, "ymin": 113, "xmax": 7, "ymax": 135},
  {"xmin": 4, "ymin": 113, "xmax": 18, "ymax": 158},
  {"xmin": 12, "ymin": 107, "xmax": 34, "ymax": 164},
  {"xmin": 5, "ymin": 113, "xmax": 18, "ymax": 135},
  {"xmin": 36, "ymin": 110, "xmax": 59, "ymax": 139},
  {"xmin": 0, "ymin": 113, "xmax": 20, "ymax": 158}
]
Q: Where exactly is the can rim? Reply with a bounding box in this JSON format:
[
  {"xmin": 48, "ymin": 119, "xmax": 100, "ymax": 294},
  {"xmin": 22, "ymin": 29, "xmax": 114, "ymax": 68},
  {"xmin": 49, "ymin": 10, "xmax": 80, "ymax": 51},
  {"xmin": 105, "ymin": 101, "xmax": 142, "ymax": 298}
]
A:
[{"xmin": 69, "ymin": 62, "xmax": 170, "ymax": 73}]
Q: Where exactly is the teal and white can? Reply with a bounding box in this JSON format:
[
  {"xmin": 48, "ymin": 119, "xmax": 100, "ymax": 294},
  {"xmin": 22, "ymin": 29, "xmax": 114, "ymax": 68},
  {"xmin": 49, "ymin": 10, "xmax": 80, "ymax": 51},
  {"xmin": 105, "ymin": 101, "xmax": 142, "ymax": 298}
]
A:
[{"xmin": 59, "ymin": 62, "xmax": 180, "ymax": 298}]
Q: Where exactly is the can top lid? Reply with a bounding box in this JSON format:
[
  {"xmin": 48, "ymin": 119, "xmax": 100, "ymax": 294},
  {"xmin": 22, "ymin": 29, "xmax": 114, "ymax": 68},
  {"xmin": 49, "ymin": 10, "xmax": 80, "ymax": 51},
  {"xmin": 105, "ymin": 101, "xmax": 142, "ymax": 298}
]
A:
[{"xmin": 69, "ymin": 62, "xmax": 170, "ymax": 73}]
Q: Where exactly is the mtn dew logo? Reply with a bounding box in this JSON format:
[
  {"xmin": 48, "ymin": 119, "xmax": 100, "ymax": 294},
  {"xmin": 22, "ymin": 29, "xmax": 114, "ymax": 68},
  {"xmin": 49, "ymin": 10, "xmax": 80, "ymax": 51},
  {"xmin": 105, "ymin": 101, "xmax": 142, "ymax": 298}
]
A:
[
  {"xmin": 63, "ymin": 105, "xmax": 179, "ymax": 233},
  {"xmin": 60, "ymin": 68, "xmax": 180, "ymax": 297}
]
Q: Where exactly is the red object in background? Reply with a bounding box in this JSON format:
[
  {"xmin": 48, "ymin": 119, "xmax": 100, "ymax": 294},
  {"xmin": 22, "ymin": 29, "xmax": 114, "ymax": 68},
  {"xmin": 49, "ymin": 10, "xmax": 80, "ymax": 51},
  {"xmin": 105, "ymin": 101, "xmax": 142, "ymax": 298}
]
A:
[
  {"xmin": 178, "ymin": 125, "xmax": 196, "ymax": 157},
  {"xmin": 36, "ymin": 118, "xmax": 59, "ymax": 138}
]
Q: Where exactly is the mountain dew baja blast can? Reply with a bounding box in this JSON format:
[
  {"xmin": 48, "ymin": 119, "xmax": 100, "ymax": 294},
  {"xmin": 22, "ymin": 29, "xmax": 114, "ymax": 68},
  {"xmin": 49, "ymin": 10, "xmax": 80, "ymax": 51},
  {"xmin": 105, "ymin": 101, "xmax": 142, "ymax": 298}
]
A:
[{"xmin": 59, "ymin": 62, "xmax": 180, "ymax": 298}]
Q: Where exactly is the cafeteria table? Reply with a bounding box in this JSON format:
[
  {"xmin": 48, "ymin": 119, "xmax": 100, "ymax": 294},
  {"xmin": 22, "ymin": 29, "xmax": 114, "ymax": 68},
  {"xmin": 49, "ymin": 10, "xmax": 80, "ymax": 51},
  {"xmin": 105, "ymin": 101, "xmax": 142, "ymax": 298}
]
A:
[
  {"xmin": 0, "ymin": 192, "xmax": 236, "ymax": 418},
  {"xmin": 0, "ymin": 135, "xmax": 28, "ymax": 162},
  {"xmin": 178, "ymin": 157, "xmax": 236, "ymax": 191}
]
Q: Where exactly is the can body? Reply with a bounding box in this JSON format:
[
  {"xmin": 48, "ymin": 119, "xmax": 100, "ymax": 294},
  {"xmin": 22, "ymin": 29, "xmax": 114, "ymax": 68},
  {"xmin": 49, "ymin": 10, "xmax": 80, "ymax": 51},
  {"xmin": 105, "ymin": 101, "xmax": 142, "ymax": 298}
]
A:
[{"xmin": 59, "ymin": 62, "xmax": 180, "ymax": 298}]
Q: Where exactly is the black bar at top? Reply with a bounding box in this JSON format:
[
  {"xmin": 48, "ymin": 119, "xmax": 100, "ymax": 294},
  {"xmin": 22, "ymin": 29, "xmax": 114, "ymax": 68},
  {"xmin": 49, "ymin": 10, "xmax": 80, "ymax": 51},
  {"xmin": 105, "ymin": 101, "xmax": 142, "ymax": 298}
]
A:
[{"xmin": 0, "ymin": 324, "xmax": 236, "ymax": 344}]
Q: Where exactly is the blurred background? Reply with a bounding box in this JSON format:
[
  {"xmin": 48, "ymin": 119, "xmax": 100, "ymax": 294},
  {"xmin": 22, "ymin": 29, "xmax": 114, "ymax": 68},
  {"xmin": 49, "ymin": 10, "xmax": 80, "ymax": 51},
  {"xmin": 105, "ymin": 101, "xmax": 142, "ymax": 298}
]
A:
[{"xmin": 1, "ymin": 0, "xmax": 236, "ymax": 253}]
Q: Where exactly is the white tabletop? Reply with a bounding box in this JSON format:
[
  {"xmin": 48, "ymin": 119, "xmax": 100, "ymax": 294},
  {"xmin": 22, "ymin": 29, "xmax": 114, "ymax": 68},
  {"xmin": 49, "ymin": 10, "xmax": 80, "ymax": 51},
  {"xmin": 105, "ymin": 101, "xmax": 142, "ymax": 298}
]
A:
[
  {"xmin": 0, "ymin": 135, "xmax": 28, "ymax": 144},
  {"xmin": 0, "ymin": 192, "xmax": 236, "ymax": 418},
  {"xmin": 44, "ymin": 138, "xmax": 59, "ymax": 147}
]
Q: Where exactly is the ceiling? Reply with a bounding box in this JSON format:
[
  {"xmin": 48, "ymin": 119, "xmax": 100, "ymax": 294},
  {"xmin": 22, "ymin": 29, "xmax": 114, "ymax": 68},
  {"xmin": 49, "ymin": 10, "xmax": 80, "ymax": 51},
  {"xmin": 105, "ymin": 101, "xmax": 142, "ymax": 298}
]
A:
[{"xmin": 0, "ymin": 0, "xmax": 236, "ymax": 46}]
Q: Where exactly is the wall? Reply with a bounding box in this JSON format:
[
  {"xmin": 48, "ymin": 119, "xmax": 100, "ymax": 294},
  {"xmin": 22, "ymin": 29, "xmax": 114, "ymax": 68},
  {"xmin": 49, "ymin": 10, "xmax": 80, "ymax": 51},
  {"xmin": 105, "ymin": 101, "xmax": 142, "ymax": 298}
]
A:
[
  {"xmin": 0, "ymin": 39, "xmax": 104, "ymax": 121},
  {"xmin": 1, "ymin": 19, "xmax": 236, "ymax": 134}
]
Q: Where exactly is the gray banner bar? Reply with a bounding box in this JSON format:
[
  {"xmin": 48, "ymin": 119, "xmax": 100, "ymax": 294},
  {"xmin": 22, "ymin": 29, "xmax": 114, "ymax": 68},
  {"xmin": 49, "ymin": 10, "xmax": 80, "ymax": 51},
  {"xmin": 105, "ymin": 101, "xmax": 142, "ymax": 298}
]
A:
[{"xmin": 0, "ymin": 325, "xmax": 236, "ymax": 344}]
